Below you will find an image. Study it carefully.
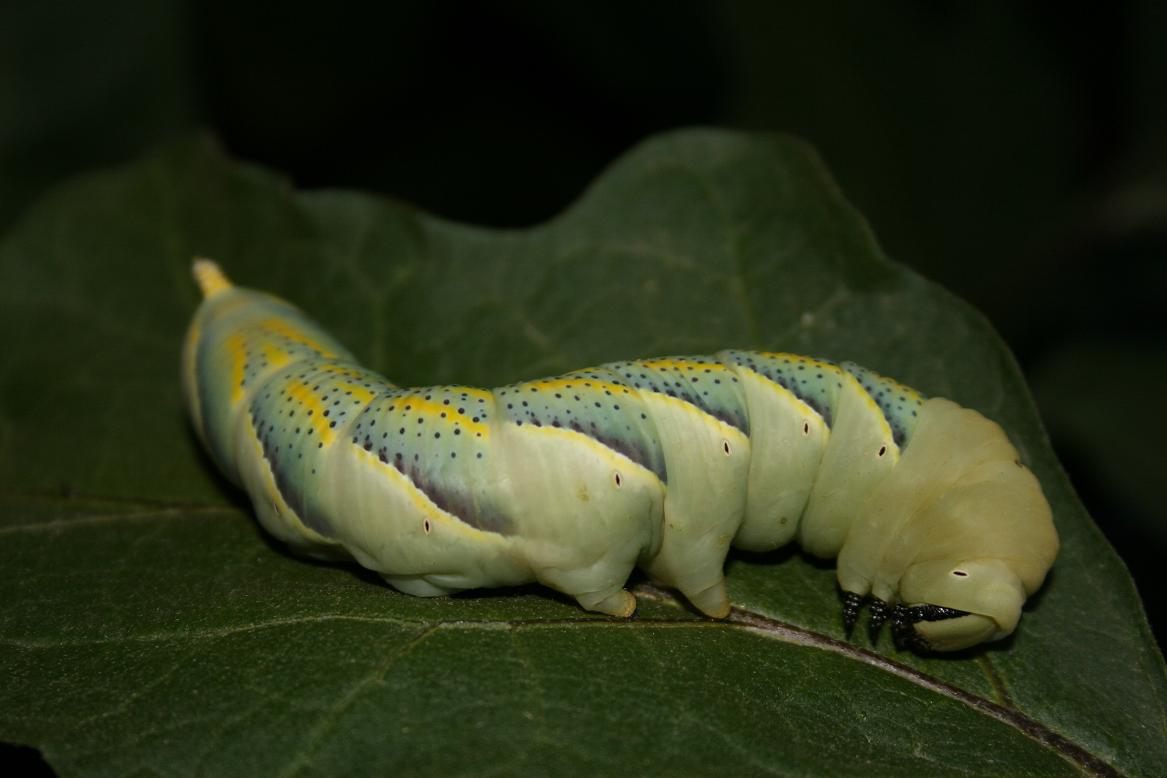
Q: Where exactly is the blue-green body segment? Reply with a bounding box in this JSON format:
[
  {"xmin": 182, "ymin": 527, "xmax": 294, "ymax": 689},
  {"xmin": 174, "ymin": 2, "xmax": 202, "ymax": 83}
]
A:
[{"xmin": 183, "ymin": 261, "xmax": 1057, "ymax": 651}]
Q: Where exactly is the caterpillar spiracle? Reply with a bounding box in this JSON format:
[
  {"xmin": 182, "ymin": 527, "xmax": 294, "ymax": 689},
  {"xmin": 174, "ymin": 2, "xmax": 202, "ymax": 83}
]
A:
[{"xmin": 182, "ymin": 259, "xmax": 1058, "ymax": 652}]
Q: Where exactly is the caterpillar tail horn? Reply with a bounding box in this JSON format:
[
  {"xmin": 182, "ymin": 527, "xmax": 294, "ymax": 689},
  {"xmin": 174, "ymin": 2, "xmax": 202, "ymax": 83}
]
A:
[{"xmin": 192, "ymin": 258, "xmax": 233, "ymax": 299}]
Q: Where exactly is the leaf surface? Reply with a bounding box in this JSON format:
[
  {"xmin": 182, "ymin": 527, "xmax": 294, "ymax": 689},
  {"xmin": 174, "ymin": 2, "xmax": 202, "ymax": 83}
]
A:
[{"xmin": 0, "ymin": 131, "xmax": 1162, "ymax": 776}]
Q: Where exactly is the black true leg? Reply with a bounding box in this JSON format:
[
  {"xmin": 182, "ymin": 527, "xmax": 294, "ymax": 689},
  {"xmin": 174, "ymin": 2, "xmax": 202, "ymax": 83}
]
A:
[
  {"xmin": 841, "ymin": 591, "xmax": 865, "ymax": 635},
  {"xmin": 891, "ymin": 605, "xmax": 924, "ymax": 651},
  {"xmin": 868, "ymin": 598, "xmax": 889, "ymax": 635}
]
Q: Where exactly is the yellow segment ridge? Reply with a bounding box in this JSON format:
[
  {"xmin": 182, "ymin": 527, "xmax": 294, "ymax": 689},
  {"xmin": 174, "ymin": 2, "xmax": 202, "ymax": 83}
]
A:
[
  {"xmin": 534, "ymin": 376, "xmax": 634, "ymax": 396},
  {"xmin": 315, "ymin": 364, "xmax": 380, "ymax": 403},
  {"xmin": 640, "ymin": 357, "xmax": 734, "ymax": 374},
  {"xmin": 393, "ymin": 392, "xmax": 490, "ymax": 437},
  {"xmin": 285, "ymin": 379, "xmax": 337, "ymax": 444},
  {"xmin": 757, "ymin": 351, "xmax": 841, "ymax": 374},
  {"xmin": 256, "ymin": 317, "xmax": 335, "ymax": 358}
]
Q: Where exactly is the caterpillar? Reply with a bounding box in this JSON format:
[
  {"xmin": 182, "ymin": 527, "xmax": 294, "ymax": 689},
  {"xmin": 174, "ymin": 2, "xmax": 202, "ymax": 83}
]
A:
[{"xmin": 182, "ymin": 259, "xmax": 1058, "ymax": 652}]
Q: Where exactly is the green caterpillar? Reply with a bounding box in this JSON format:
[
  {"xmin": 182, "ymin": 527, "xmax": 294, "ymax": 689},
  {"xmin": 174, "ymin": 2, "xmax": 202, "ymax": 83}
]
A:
[{"xmin": 182, "ymin": 259, "xmax": 1058, "ymax": 652}]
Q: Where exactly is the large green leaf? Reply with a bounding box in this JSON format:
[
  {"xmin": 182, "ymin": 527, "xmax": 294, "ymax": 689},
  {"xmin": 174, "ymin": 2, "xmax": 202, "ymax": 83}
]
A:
[{"xmin": 0, "ymin": 131, "xmax": 1162, "ymax": 776}]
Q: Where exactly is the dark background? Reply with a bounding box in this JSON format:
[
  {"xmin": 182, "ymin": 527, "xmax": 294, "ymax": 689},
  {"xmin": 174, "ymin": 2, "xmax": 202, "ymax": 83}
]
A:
[{"xmin": 3, "ymin": 0, "xmax": 1163, "ymax": 693}]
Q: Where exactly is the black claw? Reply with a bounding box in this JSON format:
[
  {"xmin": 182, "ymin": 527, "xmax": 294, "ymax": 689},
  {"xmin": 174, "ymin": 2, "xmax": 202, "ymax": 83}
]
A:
[
  {"xmin": 841, "ymin": 591, "xmax": 864, "ymax": 635},
  {"xmin": 868, "ymin": 598, "xmax": 889, "ymax": 634},
  {"xmin": 890, "ymin": 604, "xmax": 913, "ymax": 650},
  {"xmin": 891, "ymin": 604, "xmax": 931, "ymax": 651}
]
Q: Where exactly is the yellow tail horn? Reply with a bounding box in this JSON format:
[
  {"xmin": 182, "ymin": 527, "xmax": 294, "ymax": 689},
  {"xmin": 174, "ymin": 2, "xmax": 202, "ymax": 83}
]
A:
[{"xmin": 192, "ymin": 258, "xmax": 233, "ymax": 299}]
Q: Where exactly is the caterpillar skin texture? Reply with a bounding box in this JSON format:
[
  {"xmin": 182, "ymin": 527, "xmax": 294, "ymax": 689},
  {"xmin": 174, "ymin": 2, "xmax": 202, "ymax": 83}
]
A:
[{"xmin": 183, "ymin": 260, "xmax": 1058, "ymax": 652}]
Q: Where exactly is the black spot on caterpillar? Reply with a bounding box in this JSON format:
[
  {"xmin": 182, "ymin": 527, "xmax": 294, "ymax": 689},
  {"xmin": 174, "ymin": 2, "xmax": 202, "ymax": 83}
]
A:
[{"xmin": 183, "ymin": 259, "xmax": 1058, "ymax": 652}]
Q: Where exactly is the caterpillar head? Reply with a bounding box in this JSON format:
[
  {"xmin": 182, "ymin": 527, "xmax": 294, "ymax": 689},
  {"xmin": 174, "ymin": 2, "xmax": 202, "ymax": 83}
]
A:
[
  {"xmin": 889, "ymin": 558, "xmax": 1027, "ymax": 652},
  {"xmin": 837, "ymin": 401, "xmax": 1059, "ymax": 653},
  {"xmin": 877, "ymin": 459, "xmax": 1057, "ymax": 652}
]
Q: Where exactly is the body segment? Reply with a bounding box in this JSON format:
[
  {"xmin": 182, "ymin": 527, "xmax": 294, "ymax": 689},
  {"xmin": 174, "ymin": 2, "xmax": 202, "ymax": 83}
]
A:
[{"xmin": 183, "ymin": 260, "xmax": 1058, "ymax": 651}]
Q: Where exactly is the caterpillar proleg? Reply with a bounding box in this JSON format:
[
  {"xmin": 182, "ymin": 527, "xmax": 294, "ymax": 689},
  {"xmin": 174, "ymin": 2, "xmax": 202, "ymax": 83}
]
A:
[{"xmin": 182, "ymin": 259, "xmax": 1058, "ymax": 652}]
